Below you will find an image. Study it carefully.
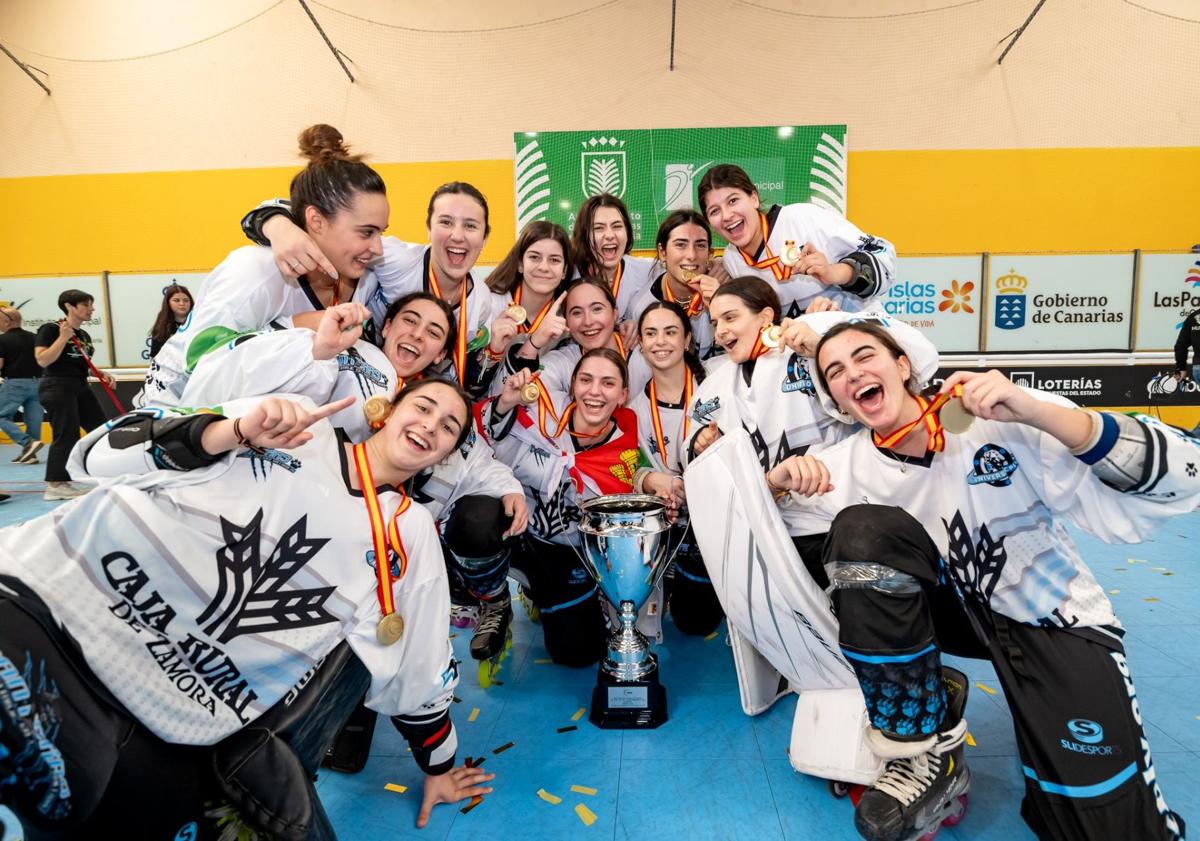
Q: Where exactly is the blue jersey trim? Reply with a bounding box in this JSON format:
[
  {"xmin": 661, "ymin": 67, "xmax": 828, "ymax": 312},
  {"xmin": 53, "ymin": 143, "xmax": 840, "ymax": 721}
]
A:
[
  {"xmin": 1077, "ymin": 412, "xmax": 1120, "ymax": 466},
  {"xmin": 840, "ymin": 643, "xmax": 937, "ymax": 665},
  {"xmin": 1022, "ymin": 762, "xmax": 1138, "ymax": 798}
]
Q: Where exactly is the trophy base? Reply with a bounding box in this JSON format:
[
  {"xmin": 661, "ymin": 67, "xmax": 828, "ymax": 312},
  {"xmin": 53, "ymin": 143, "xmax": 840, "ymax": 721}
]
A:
[{"xmin": 589, "ymin": 666, "xmax": 668, "ymax": 729}]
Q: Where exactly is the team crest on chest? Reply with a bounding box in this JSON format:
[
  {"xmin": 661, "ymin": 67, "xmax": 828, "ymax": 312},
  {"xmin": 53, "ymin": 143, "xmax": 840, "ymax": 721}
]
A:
[
  {"xmin": 967, "ymin": 444, "xmax": 1019, "ymax": 487},
  {"xmin": 691, "ymin": 396, "xmax": 720, "ymax": 424},
  {"xmin": 782, "ymin": 353, "xmax": 816, "ymax": 395},
  {"xmin": 609, "ymin": 449, "xmax": 641, "ymax": 486}
]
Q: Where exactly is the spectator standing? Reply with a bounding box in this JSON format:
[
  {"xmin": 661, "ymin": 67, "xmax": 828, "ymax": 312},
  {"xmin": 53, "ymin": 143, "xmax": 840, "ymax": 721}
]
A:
[
  {"xmin": 148, "ymin": 283, "xmax": 194, "ymax": 359},
  {"xmin": 0, "ymin": 306, "xmax": 46, "ymax": 464},
  {"xmin": 1174, "ymin": 306, "xmax": 1200, "ymax": 436},
  {"xmin": 34, "ymin": 290, "xmax": 115, "ymax": 501}
]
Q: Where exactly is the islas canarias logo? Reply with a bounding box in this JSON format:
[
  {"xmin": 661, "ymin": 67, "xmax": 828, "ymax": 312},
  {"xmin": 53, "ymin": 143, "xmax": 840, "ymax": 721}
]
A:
[{"xmin": 994, "ymin": 269, "xmax": 1027, "ymax": 330}]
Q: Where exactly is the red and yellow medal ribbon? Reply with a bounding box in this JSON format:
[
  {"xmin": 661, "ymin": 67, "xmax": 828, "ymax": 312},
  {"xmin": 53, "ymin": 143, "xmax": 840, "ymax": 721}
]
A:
[
  {"xmin": 513, "ymin": 285, "xmax": 554, "ymax": 335},
  {"xmin": 736, "ymin": 213, "xmax": 793, "ymax": 283},
  {"xmin": 612, "ymin": 332, "xmax": 626, "ymax": 359},
  {"xmin": 352, "ymin": 443, "xmax": 411, "ymax": 617},
  {"xmin": 609, "ymin": 259, "xmax": 624, "ymax": 303},
  {"xmin": 537, "ymin": 400, "xmax": 609, "ymax": 442},
  {"xmin": 648, "ymin": 369, "xmax": 693, "ymax": 468},
  {"xmin": 748, "ymin": 328, "xmax": 773, "ymax": 361},
  {"xmin": 427, "ymin": 261, "xmax": 468, "ymax": 385},
  {"xmin": 871, "ymin": 385, "xmax": 964, "ymax": 454},
  {"xmin": 662, "ymin": 275, "xmax": 704, "ymax": 318}
]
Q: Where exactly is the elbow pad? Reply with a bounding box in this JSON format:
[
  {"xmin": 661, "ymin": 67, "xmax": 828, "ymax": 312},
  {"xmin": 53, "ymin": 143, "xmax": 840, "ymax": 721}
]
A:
[
  {"xmin": 838, "ymin": 251, "xmax": 882, "ymax": 298},
  {"xmin": 240, "ymin": 198, "xmax": 292, "ymax": 246},
  {"xmin": 391, "ymin": 709, "xmax": 457, "ymax": 775},
  {"xmin": 88, "ymin": 411, "xmax": 227, "ymax": 474},
  {"xmin": 1073, "ymin": 411, "xmax": 1161, "ymax": 494}
]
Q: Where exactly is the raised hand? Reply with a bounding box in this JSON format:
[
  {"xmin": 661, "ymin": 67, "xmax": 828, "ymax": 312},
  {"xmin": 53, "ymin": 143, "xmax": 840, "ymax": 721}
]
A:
[{"xmin": 312, "ymin": 303, "xmax": 372, "ymax": 360}]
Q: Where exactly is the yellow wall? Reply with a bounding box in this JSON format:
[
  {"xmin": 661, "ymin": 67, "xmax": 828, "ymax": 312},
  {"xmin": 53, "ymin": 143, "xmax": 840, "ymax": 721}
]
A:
[{"xmin": 2, "ymin": 146, "xmax": 1196, "ymax": 277}]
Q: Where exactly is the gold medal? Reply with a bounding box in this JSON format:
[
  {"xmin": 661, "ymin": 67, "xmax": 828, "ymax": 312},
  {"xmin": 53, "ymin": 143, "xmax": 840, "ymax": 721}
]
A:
[
  {"xmin": 760, "ymin": 324, "xmax": 783, "ymax": 349},
  {"xmin": 939, "ymin": 397, "xmax": 975, "ymax": 435},
  {"xmin": 681, "ymin": 270, "xmax": 697, "ymax": 283},
  {"xmin": 506, "ymin": 304, "xmax": 527, "ymax": 323},
  {"xmin": 376, "ymin": 612, "xmax": 405, "ymax": 645},
  {"xmin": 363, "ymin": 394, "xmax": 392, "ymax": 429},
  {"xmin": 519, "ymin": 380, "xmax": 541, "ymax": 404},
  {"xmin": 779, "ymin": 239, "xmax": 803, "ymax": 267}
]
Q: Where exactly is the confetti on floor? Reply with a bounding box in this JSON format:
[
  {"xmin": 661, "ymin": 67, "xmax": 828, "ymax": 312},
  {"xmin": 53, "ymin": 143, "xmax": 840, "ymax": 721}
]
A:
[
  {"xmin": 461, "ymin": 795, "xmax": 484, "ymax": 815},
  {"xmin": 538, "ymin": 788, "xmax": 563, "ymax": 805},
  {"xmin": 1145, "ymin": 597, "xmax": 1160, "ymax": 603},
  {"xmin": 571, "ymin": 784, "xmax": 598, "ymax": 796},
  {"xmin": 975, "ymin": 683, "xmax": 997, "ymax": 696},
  {"xmin": 468, "ymin": 707, "xmax": 480, "ymax": 722},
  {"xmin": 453, "ymin": 696, "xmax": 462, "ymax": 703},
  {"xmin": 571, "ymin": 707, "xmax": 586, "ymax": 722},
  {"xmin": 704, "ymin": 631, "xmax": 719, "ymax": 641},
  {"xmin": 557, "ymin": 725, "xmax": 578, "ymax": 733},
  {"xmin": 1163, "ymin": 572, "xmax": 1175, "ymax": 576},
  {"xmin": 1109, "ymin": 589, "xmax": 1121, "ymax": 595},
  {"xmin": 965, "ymin": 732, "xmax": 976, "ymax": 747},
  {"xmin": 384, "ymin": 783, "xmax": 408, "ymax": 794},
  {"xmin": 1153, "ymin": 567, "xmax": 1168, "ymax": 572},
  {"xmin": 534, "ymin": 658, "xmax": 553, "ymax": 664},
  {"xmin": 493, "ymin": 741, "xmax": 515, "ymax": 755},
  {"xmin": 1129, "ymin": 558, "xmax": 1148, "ymax": 564},
  {"xmin": 449, "ymin": 634, "xmax": 457, "ymax": 640},
  {"xmin": 575, "ymin": 803, "xmax": 598, "ymax": 826}
]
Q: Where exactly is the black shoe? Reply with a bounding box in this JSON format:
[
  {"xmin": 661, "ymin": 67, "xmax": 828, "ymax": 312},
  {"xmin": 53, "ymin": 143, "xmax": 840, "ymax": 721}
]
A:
[
  {"xmin": 14, "ymin": 440, "xmax": 43, "ymax": 463},
  {"xmin": 470, "ymin": 595, "xmax": 513, "ymax": 661}
]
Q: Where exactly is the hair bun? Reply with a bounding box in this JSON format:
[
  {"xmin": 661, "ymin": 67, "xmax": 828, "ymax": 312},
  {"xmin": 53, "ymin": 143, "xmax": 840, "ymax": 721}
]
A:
[{"xmin": 297, "ymin": 124, "xmax": 362, "ymax": 164}]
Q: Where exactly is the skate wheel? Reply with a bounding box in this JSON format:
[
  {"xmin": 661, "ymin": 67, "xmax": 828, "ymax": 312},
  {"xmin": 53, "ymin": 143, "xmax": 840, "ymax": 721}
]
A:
[
  {"xmin": 941, "ymin": 794, "xmax": 968, "ymax": 828},
  {"xmin": 828, "ymin": 780, "xmax": 850, "ymax": 799},
  {"xmin": 478, "ymin": 658, "xmax": 498, "ymax": 688}
]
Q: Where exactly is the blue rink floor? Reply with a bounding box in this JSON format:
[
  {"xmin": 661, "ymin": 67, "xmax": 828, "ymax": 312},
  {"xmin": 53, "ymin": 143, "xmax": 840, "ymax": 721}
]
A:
[{"xmin": 0, "ymin": 445, "xmax": 1198, "ymax": 841}]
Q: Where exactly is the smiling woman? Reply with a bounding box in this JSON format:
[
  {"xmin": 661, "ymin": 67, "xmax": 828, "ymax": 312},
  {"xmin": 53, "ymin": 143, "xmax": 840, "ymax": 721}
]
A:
[
  {"xmin": 137, "ymin": 124, "xmax": 390, "ymax": 409},
  {"xmin": 0, "ymin": 381, "xmax": 495, "ymax": 837}
]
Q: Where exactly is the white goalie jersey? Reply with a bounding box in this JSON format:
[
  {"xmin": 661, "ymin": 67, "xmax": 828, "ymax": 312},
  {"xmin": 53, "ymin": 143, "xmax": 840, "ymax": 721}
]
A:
[
  {"xmin": 0, "ymin": 397, "xmax": 458, "ymax": 746},
  {"xmin": 779, "ymin": 396, "xmax": 1200, "ymax": 632}
]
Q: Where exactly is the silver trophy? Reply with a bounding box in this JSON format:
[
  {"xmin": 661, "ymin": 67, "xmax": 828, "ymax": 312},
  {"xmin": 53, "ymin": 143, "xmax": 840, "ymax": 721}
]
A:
[{"xmin": 577, "ymin": 494, "xmax": 678, "ymax": 728}]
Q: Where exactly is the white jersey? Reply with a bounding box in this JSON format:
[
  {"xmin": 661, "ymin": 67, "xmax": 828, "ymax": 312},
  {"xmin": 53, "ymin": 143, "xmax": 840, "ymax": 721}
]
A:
[
  {"xmin": 684, "ymin": 346, "xmax": 851, "ymax": 472},
  {"xmin": 179, "ymin": 328, "xmax": 521, "ymax": 522},
  {"xmin": 574, "ymin": 256, "xmax": 655, "ymax": 322},
  {"xmin": 491, "ymin": 340, "xmax": 652, "ymax": 403},
  {"xmin": 0, "ymin": 397, "xmax": 458, "ymax": 745},
  {"xmin": 779, "ymin": 396, "xmax": 1200, "ymax": 632},
  {"xmin": 628, "ymin": 275, "xmax": 718, "ymax": 359},
  {"xmin": 629, "ymin": 377, "xmax": 694, "ymax": 474},
  {"xmin": 139, "ymin": 247, "xmax": 380, "ymax": 408},
  {"xmin": 482, "ymin": 396, "xmax": 647, "ymax": 546},
  {"xmin": 721, "ymin": 203, "xmax": 895, "ymax": 319}
]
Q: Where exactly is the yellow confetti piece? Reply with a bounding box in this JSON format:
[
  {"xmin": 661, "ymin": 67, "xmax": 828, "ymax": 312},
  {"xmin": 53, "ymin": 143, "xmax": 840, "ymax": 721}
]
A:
[
  {"xmin": 1145, "ymin": 597, "xmax": 1160, "ymax": 603},
  {"xmin": 975, "ymin": 682, "xmax": 997, "ymax": 696},
  {"xmin": 571, "ymin": 707, "xmax": 586, "ymax": 722},
  {"xmin": 704, "ymin": 631, "xmax": 718, "ymax": 641},
  {"xmin": 1128, "ymin": 558, "xmax": 1148, "ymax": 564},
  {"xmin": 1109, "ymin": 589, "xmax": 1121, "ymax": 595},
  {"xmin": 575, "ymin": 803, "xmax": 598, "ymax": 826},
  {"xmin": 571, "ymin": 784, "xmax": 598, "ymax": 796},
  {"xmin": 965, "ymin": 732, "xmax": 976, "ymax": 747},
  {"xmin": 468, "ymin": 707, "xmax": 480, "ymax": 722},
  {"xmin": 1152, "ymin": 567, "xmax": 1168, "ymax": 572},
  {"xmin": 384, "ymin": 783, "xmax": 408, "ymax": 794},
  {"xmin": 537, "ymin": 788, "xmax": 563, "ymax": 805},
  {"xmin": 534, "ymin": 658, "xmax": 553, "ymax": 664}
]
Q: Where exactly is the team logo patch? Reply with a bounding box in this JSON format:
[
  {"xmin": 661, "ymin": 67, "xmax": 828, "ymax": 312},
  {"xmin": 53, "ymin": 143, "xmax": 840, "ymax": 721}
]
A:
[
  {"xmin": 967, "ymin": 444, "xmax": 1019, "ymax": 487},
  {"xmin": 691, "ymin": 396, "xmax": 720, "ymax": 424},
  {"xmin": 238, "ymin": 447, "xmax": 302, "ymax": 477},
  {"xmin": 365, "ymin": 548, "xmax": 403, "ymax": 578},
  {"xmin": 782, "ymin": 353, "xmax": 816, "ymax": 395},
  {"xmin": 1067, "ymin": 719, "xmax": 1104, "ymax": 744}
]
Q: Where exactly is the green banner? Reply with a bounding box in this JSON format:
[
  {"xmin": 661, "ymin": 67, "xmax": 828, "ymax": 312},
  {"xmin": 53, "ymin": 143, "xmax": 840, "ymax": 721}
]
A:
[{"xmin": 513, "ymin": 125, "xmax": 848, "ymax": 250}]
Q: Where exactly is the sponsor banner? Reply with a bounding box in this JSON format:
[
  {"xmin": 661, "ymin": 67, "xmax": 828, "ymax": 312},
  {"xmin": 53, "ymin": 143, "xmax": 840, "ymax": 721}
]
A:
[
  {"xmin": 513, "ymin": 125, "xmax": 848, "ymax": 250},
  {"xmin": 933, "ymin": 363, "xmax": 1200, "ymax": 408},
  {"xmin": 1134, "ymin": 253, "xmax": 1200, "ymax": 351},
  {"xmin": 886, "ymin": 257, "xmax": 983, "ymax": 352},
  {"xmin": 108, "ymin": 272, "xmax": 209, "ymax": 367},
  {"xmin": 0, "ymin": 275, "xmax": 111, "ymax": 367},
  {"xmin": 985, "ymin": 254, "xmax": 1135, "ymax": 352}
]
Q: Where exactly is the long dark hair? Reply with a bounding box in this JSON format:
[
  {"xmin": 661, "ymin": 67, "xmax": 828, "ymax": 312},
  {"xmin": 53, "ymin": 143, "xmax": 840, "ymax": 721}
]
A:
[
  {"xmin": 571, "ymin": 194, "xmax": 633, "ymax": 278},
  {"xmin": 697, "ymin": 163, "xmax": 757, "ymax": 214},
  {"xmin": 149, "ymin": 284, "xmax": 193, "ymax": 346},
  {"xmin": 636, "ymin": 301, "xmax": 706, "ymax": 385},
  {"xmin": 571, "ymin": 347, "xmax": 630, "ymax": 393},
  {"xmin": 289, "ymin": 124, "xmax": 386, "ymax": 229},
  {"xmin": 383, "ymin": 292, "xmax": 458, "ymax": 357},
  {"xmin": 487, "ymin": 220, "xmax": 571, "ymax": 295},
  {"xmin": 426, "ymin": 182, "xmax": 491, "ymax": 237}
]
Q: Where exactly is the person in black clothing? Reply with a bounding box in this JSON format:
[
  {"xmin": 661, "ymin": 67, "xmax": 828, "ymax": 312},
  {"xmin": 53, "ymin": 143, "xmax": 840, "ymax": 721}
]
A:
[
  {"xmin": 33, "ymin": 290, "xmax": 116, "ymax": 501},
  {"xmin": 147, "ymin": 283, "xmax": 194, "ymax": 359},
  {"xmin": 0, "ymin": 306, "xmax": 46, "ymax": 466},
  {"xmin": 1174, "ymin": 307, "xmax": 1200, "ymax": 436}
]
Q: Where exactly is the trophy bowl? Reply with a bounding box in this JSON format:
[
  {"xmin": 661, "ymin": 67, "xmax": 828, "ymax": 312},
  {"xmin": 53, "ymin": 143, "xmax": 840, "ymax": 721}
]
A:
[{"xmin": 578, "ymin": 493, "xmax": 677, "ymax": 728}]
